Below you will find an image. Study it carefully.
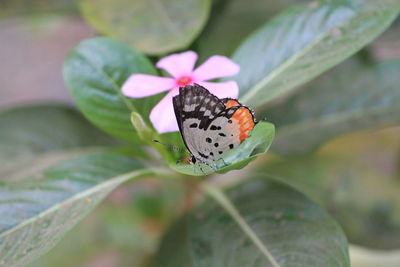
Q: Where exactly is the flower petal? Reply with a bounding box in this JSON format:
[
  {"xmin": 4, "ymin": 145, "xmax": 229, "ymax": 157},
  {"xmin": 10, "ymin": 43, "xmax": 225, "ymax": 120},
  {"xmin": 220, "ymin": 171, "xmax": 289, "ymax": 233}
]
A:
[
  {"xmin": 193, "ymin": 56, "xmax": 240, "ymax": 81},
  {"xmin": 150, "ymin": 89, "xmax": 180, "ymax": 133},
  {"xmin": 156, "ymin": 51, "xmax": 198, "ymax": 78},
  {"xmin": 197, "ymin": 81, "xmax": 239, "ymax": 99},
  {"xmin": 122, "ymin": 74, "xmax": 175, "ymax": 98}
]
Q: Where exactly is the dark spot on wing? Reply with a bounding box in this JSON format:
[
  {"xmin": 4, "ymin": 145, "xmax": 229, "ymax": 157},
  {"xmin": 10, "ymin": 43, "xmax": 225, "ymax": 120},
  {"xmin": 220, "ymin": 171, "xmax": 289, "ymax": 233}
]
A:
[
  {"xmin": 206, "ymin": 137, "xmax": 212, "ymax": 143},
  {"xmin": 219, "ymin": 133, "xmax": 226, "ymax": 137},
  {"xmin": 229, "ymin": 144, "xmax": 234, "ymax": 149},
  {"xmin": 214, "ymin": 143, "xmax": 219, "ymax": 147},
  {"xmin": 198, "ymin": 152, "xmax": 209, "ymax": 159},
  {"xmin": 218, "ymin": 151, "xmax": 223, "ymax": 154},
  {"xmin": 228, "ymin": 119, "xmax": 232, "ymax": 124},
  {"xmin": 210, "ymin": 152, "xmax": 214, "ymax": 156},
  {"xmin": 210, "ymin": 125, "xmax": 222, "ymax": 131},
  {"xmin": 189, "ymin": 123, "xmax": 198, "ymax": 128}
]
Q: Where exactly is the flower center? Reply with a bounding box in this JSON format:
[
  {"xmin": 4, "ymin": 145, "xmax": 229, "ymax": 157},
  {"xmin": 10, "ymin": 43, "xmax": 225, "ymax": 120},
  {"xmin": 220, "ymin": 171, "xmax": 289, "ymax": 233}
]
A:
[{"xmin": 176, "ymin": 76, "xmax": 193, "ymax": 87}]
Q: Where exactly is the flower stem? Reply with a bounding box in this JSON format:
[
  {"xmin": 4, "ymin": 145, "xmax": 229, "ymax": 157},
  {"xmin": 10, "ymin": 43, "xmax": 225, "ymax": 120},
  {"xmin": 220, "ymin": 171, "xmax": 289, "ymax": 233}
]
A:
[{"xmin": 203, "ymin": 183, "xmax": 281, "ymax": 267}]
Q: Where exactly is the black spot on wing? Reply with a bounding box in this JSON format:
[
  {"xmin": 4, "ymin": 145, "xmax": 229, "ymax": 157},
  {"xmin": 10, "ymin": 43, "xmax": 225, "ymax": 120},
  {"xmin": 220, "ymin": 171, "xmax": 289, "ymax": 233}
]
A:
[
  {"xmin": 210, "ymin": 125, "xmax": 222, "ymax": 131},
  {"xmin": 198, "ymin": 152, "xmax": 209, "ymax": 159}
]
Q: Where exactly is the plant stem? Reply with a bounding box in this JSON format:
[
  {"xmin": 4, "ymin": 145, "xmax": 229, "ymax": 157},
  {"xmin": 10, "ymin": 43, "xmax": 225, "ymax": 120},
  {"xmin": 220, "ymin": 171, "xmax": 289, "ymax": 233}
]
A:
[{"xmin": 203, "ymin": 183, "xmax": 281, "ymax": 267}]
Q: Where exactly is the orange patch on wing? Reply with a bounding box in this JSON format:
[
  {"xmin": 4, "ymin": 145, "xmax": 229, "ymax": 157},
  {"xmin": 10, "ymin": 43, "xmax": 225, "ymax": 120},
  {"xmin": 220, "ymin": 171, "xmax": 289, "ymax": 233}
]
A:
[
  {"xmin": 224, "ymin": 99, "xmax": 241, "ymax": 108},
  {"xmin": 231, "ymin": 107, "xmax": 255, "ymax": 142},
  {"xmin": 181, "ymin": 155, "xmax": 191, "ymax": 164}
]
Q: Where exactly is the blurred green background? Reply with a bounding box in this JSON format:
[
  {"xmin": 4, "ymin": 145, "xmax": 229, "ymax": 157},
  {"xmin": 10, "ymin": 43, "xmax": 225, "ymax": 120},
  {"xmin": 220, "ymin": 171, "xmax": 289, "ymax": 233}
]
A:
[{"xmin": 1, "ymin": 0, "xmax": 399, "ymax": 266}]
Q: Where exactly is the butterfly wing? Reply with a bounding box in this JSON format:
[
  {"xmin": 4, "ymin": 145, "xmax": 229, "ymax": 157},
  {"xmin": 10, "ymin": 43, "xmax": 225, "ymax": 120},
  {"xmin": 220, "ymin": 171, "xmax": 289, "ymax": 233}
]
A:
[
  {"xmin": 221, "ymin": 98, "xmax": 242, "ymax": 108},
  {"xmin": 191, "ymin": 105, "xmax": 255, "ymax": 164},
  {"xmin": 173, "ymin": 84, "xmax": 225, "ymax": 160},
  {"xmin": 173, "ymin": 84, "xmax": 256, "ymax": 164}
]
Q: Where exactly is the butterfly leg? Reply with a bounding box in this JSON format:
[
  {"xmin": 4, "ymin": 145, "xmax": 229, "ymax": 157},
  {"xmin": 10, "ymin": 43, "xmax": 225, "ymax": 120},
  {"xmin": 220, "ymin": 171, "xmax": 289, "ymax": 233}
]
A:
[
  {"xmin": 219, "ymin": 157, "xmax": 229, "ymax": 168},
  {"xmin": 197, "ymin": 164, "xmax": 207, "ymax": 175},
  {"xmin": 205, "ymin": 162, "xmax": 218, "ymax": 173}
]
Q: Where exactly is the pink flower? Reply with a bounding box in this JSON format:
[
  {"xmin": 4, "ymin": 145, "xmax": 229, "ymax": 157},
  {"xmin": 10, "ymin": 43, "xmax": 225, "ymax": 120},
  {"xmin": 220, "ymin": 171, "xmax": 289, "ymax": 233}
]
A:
[{"xmin": 122, "ymin": 51, "xmax": 240, "ymax": 133}]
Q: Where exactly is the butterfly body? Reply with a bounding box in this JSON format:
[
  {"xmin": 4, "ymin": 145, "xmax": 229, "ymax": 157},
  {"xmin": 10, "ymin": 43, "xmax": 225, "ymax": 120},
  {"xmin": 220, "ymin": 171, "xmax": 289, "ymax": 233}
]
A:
[{"xmin": 173, "ymin": 84, "xmax": 256, "ymax": 165}]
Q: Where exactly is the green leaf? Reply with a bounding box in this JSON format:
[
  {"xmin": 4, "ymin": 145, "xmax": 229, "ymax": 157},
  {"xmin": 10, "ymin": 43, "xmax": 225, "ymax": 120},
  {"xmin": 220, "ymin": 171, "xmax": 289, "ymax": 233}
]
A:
[
  {"xmin": 0, "ymin": 104, "xmax": 151, "ymax": 265},
  {"xmin": 196, "ymin": 0, "xmax": 297, "ymax": 61},
  {"xmin": 154, "ymin": 177, "xmax": 350, "ymax": 266},
  {"xmin": 130, "ymin": 112, "xmax": 189, "ymax": 169},
  {"xmin": 63, "ymin": 37, "xmax": 161, "ymax": 143},
  {"xmin": 0, "ymin": 104, "xmax": 123, "ymax": 181},
  {"xmin": 259, "ymin": 127, "xmax": 400, "ymax": 249},
  {"xmin": 78, "ymin": 0, "xmax": 211, "ymax": 55},
  {"xmin": 130, "ymin": 112, "xmax": 156, "ymax": 143},
  {"xmin": 0, "ymin": 151, "xmax": 155, "ymax": 266},
  {"xmin": 170, "ymin": 121, "xmax": 275, "ymax": 176},
  {"xmin": 229, "ymin": 0, "xmax": 400, "ymax": 107},
  {"xmin": 29, "ymin": 179, "xmax": 187, "ymax": 267},
  {"xmin": 263, "ymin": 59, "xmax": 400, "ymax": 155}
]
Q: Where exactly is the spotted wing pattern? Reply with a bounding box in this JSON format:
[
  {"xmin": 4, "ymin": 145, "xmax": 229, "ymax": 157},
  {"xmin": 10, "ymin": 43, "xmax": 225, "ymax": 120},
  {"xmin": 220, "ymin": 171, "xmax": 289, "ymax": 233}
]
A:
[{"xmin": 173, "ymin": 84, "xmax": 256, "ymax": 164}]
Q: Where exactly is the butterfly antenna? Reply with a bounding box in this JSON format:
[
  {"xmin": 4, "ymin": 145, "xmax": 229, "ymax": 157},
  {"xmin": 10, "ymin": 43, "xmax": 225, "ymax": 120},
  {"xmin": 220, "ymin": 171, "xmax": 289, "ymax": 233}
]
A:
[{"xmin": 152, "ymin": 139, "xmax": 186, "ymax": 153}]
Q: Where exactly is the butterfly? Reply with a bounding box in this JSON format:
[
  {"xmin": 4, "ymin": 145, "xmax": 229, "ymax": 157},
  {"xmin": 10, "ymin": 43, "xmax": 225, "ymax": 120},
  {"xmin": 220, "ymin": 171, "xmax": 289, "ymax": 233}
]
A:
[{"xmin": 172, "ymin": 83, "xmax": 256, "ymax": 165}]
